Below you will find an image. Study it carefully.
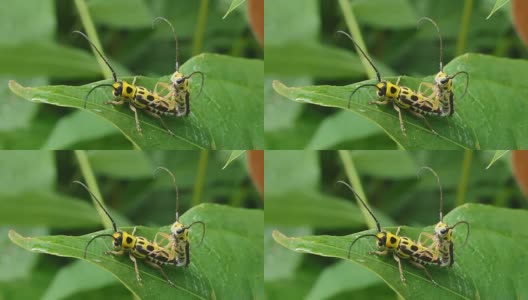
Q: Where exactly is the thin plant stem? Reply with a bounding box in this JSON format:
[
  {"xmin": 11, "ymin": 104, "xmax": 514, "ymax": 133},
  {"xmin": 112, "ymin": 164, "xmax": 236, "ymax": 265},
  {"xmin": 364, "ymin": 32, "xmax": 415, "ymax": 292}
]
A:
[
  {"xmin": 456, "ymin": 150, "xmax": 473, "ymax": 206},
  {"xmin": 338, "ymin": 0, "xmax": 376, "ymax": 80},
  {"xmin": 338, "ymin": 150, "xmax": 376, "ymax": 230},
  {"xmin": 192, "ymin": 0, "xmax": 209, "ymax": 56},
  {"xmin": 74, "ymin": 0, "xmax": 113, "ymax": 80},
  {"xmin": 456, "ymin": 0, "xmax": 474, "ymax": 55},
  {"xmin": 192, "ymin": 150, "xmax": 209, "ymax": 206},
  {"xmin": 74, "ymin": 150, "xmax": 112, "ymax": 230}
]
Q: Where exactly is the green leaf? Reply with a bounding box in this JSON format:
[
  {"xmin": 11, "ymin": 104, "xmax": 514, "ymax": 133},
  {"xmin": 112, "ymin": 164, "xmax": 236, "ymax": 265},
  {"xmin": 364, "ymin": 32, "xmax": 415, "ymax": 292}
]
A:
[
  {"xmin": 43, "ymin": 111, "xmax": 119, "ymax": 149},
  {"xmin": 306, "ymin": 260, "xmax": 382, "ymax": 300},
  {"xmin": 0, "ymin": 193, "xmax": 100, "ymax": 228},
  {"xmin": 264, "ymin": 43, "xmax": 364, "ymax": 79},
  {"xmin": 273, "ymin": 54, "xmax": 528, "ymax": 150},
  {"xmin": 265, "ymin": 192, "xmax": 363, "ymax": 229},
  {"xmin": 223, "ymin": 0, "xmax": 246, "ymax": 19},
  {"xmin": 0, "ymin": 226, "xmax": 49, "ymax": 282},
  {"xmin": 264, "ymin": 151, "xmax": 320, "ymax": 195},
  {"xmin": 87, "ymin": 0, "xmax": 153, "ymax": 29},
  {"xmin": 9, "ymin": 54, "xmax": 263, "ymax": 149},
  {"xmin": 306, "ymin": 111, "xmax": 383, "ymax": 149},
  {"xmin": 351, "ymin": 0, "xmax": 418, "ymax": 29},
  {"xmin": 265, "ymin": 0, "xmax": 319, "ymax": 45},
  {"xmin": 0, "ymin": 43, "xmax": 101, "ymax": 78},
  {"xmin": 9, "ymin": 203, "xmax": 263, "ymax": 300},
  {"xmin": 222, "ymin": 150, "xmax": 246, "ymax": 169},
  {"xmin": 0, "ymin": 0, "xmax": 55, "ymax": 44},
  {"xmin": 273, "ymin": 204, "xmax": 528, "ymax": 299},
  {"xmin": 486, "ymin": 150, "xmax": 509, "ymax": 169},
  {"xmin": 41, "ymin": 260, "xmax": 118, "ymax": 300},
  {"xmin": 487, "ymin": 0, "xmax": 510, "ymax": 19},
  {"xmin": 87, "ymin": 150, "xmax": 153, "ymax": 179},
  {"xmin": 0, "ymin": 151, "xmax": 55, "ymax": 195}
]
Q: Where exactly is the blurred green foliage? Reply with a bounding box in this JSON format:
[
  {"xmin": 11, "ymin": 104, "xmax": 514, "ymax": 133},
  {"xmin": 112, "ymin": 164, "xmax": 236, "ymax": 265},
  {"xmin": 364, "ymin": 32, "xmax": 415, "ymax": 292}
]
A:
[
  {"xmin": 0, "ymin": 0, "xmax": 261, "ymax": 149},
  {"xmin": 264, "ymin": 150, "xmax": 526, "ymax": 299},
  {"xmin": 264, "ymin": 0, "xmax": 524, "ymax": 149},
  {"xmin": 0, "ymin": 150, "xmax": 261, "ymax": 299}
]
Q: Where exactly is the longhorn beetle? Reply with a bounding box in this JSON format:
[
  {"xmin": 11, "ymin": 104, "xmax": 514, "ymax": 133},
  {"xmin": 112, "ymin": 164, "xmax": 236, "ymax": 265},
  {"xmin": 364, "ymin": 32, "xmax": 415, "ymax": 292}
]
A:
[
  {"xmin": 340, "ymin": 181, "xmax": 440, "ymax": 285},
  {"xmin": 338, "ymin": 30, "xmax": 440, "ymax": 136},
  {"xmin": 77, "ymin": 181, "xmax": 177, "ymax": 287},
  {"xmin": 152, "ymin": 17, "xmax": 205, "ymax": 117},
  {"xmin": 74, "ymin": 31, "xmax": 179, "ymax": 137},
  {"xmin": 417, "ymin": 167, "xmax": 470, "ymax": 267},
  {"xmin": 416, "ymin": 17, "xmax": 469, "ymax": 116},
  {"xmin": 152, "ymin": 167, "xmax": 206, "ymax": 267}
]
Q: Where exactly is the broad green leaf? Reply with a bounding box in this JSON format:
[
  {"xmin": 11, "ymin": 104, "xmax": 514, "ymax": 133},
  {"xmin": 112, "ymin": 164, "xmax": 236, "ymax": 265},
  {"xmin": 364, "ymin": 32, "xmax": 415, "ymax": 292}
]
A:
[
  {"xmin": 9, "ymin": 54, "xmax": 263, "ymax": 149},
  {"xmin": 87, "ymin": 150, "xmax": 153, "ymax": 179},
  {"xmin": 265, "ymin": 0, "xmax": 319, "ymax": 45},
  {"xmin": 9, "ymin": 204, "xmax": 263, "ymax": 300},
  {"xmin": 264, "ymin": 150, "xmax": 319, "ymax": 195},
  {"xmin": 41, "ymin": 260, "xmax": 118, "ymax": 300},
  {"xmin": 0, "ymin": 193, "xmax": 100, "ymax": 228},
  {"xmin": 273, "ymin": 54, "xmax": 528, "ymax": 150},
  {"xmin": 223, "ymin": 0, "xmax": 246, "ymax": 19},
  {"xmin": 352, "ymin": 151, "xmax": 418, "ymax": 178},
  {"xmin": 264, "ymin": 226, "xmax": 311, "ymax": 281},
  {"xmin": 0, "ymin": 0, "xmax": 55, "ymax": 45},
  {"xmin": 0, "ymin": 78, "xmax": 40, "ymax": 131},
  {"xmin": 222, "ymin": 150, "xmax": 246, "ymax": 169},
  {"xmin": 485, "ymin": 150, "xmax": 509, "ymax": 169},
  {"xmin": 0, "ymin": 226, "xmax": 48, "ymax": 282},
  {"xmin": 273, "ymin": 204, "xmax": 528, "ymax": 300},
  {"xmin": 88, "ymin": 0, "xmax": 152, "ymax": 29},
  {"xmin": 264, "ymin": 43, "xmax": 363, "ymax": 78},
  {"xmin": 0, "ymin": 151, "xmax": 55, "ymax": 195},
  {"xmin": 265, "ymin": 192, "xmax": 363, "ymax": 229},
  {"xmin": 0, "ymin": 43, "xmax": 101, "ymax": 78},
  {"xmin": 306, "ymin": 111, "xmax": 383, "ymax": 149},
  {"xmin": 487, "ymin": 0, "xmax": 510, "ymax": 19},
  {"xmin": 43, "ymin": 111, "xmax": 119, "ymax": 149},
  {"xmin": 351, "ymin": 0, "xmax": 418, "ymax": 29},
  {"xmin": 306, "ymin": 260, "xmax": 382, "ymax": 300}
]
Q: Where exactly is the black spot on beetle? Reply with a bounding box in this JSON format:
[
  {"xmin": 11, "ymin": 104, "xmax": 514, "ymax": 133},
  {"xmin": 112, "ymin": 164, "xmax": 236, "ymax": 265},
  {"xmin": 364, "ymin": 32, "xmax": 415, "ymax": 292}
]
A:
[
  {"xmin": 410, "ymin": 245, "xmax": 418, "ymax": 251},
  {"xmin": 126, "ymin": 237, "xmax": 133, "ymax": 244},
  {"xmin": 147, "ymin": 245, "xmax": 154, "ymax": 251},
  {"xmin": 147, "ymin": 95, "xmax": 154, "ymax": 101},
  {"xmin": 411, "ymin": 95, "xmax": 418, "ymax": 101},
  {"xmin": 126, "ymin": 87, "xmax": 133, "ymax": 94},
  {"xmin": 390, "ymin": 237, "xmax": 397, "ymax": 244},
  {"xmin": 390, "ymin": 87, "xmax": 397, "ymax": 94}
]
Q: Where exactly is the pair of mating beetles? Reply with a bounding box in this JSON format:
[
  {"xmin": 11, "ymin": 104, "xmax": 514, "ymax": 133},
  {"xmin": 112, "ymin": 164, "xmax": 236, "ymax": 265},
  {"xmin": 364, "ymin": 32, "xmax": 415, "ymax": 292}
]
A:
[{"xmin": 75, "ymin": 17, "xmax": 204, "ymax": 137}]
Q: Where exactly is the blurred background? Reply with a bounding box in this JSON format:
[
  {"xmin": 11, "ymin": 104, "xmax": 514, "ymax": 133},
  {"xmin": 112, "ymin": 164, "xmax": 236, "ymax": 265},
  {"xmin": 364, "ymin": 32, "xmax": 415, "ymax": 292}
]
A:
[
  {"xmin": 264, "ymin": 0, "xmax": 527, "ymax": 149},
  {"xmin": 0, "ymin": 150, "xmax": 262, "ymax": 299},
  {"xmin": 264, "ymin": 150, "xmax": 527, "ymax": 299},
  {"xmin": 0, "ymin": 0, "xmax": 262, "ymax": 149}
]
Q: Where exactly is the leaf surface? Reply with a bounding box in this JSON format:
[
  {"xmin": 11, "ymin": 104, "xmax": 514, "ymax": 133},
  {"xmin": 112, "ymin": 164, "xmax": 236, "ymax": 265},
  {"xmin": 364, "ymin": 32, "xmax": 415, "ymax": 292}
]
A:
[
  {"xmin": 9, "ymin": 203, "xmax": 263, "ymax": 300},
  {"xmin": 273, "ymin": 54, "xmax": 528, "ymax": 149},
  {"xmin": 273, "ymin": 204, "xmax": 528, "ymax": 300}
]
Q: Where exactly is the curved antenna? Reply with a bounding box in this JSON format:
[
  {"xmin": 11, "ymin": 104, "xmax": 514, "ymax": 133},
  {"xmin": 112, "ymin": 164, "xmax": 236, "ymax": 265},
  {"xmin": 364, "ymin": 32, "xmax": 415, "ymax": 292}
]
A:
[
  {"xmin": 337, "ymin": 181, "xmax": 381, "ymax": 233},
  {"xmin": 84, "ymin": 84, "xmax": 114, "ymax": 109},
  {"xmin": 73, "ymin": 31, "xmax": 117, "ymax": 82},
  {"xmin": 417, "ymin": 166, "xmax": 443, "ymax": 221},
  {"xmin": 347, "ymin": 234, "xmax": 379, "ymax": 259},
  {"xmin": 449, "ymin": 71, "xmax": 470, "ymax": 99},
  {"xmin": 336, "ymin": 30, "xmax": 381, "ymax": 82},
  {"xmin": 450, "ymin": 221, "xmax": 470, "ymax": 247},
  {"xmin": 186, "ymin": 221, "xmax": 206, "ymax": 248},
  {"xmin": 417, "ymin": 17, "xmax": 443, "ymax": 71},
  {"xmin": 73, "ymin": 181, "xmax": 117, "ymax": 232},
  {"xmin": 83, "ymin": 234, "xmax": 114, "ymax": 259},
  {"xmin": 153, "ymin": 167, "xmax": 180, "ymax": 221},
  {"xmin": 185, "ymin": 71, "xmax": 205, "ymax": 101},
  {"xmin": 153, "ymin": 17, "xmax": 180, "ymax": 72},
  {"xmin": 348, "ymin": 84, "xmax": 379, "ymax": 109}
]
